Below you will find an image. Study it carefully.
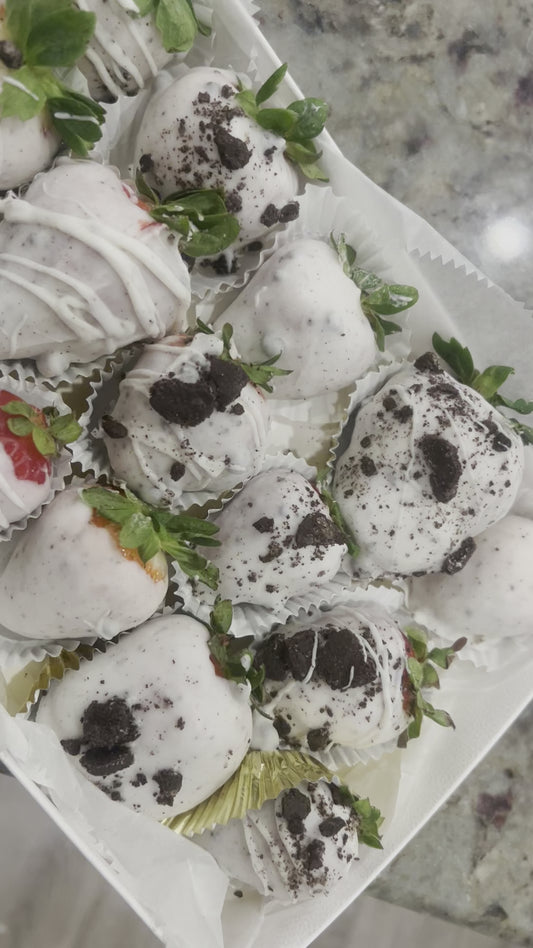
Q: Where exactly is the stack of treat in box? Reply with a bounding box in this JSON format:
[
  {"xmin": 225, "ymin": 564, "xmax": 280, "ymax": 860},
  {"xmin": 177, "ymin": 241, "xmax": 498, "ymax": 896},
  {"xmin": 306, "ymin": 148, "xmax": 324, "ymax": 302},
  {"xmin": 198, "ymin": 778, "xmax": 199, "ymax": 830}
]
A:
[{"xmin": 0, "ymin": 0, "xmax": 532, "ymax": 911}]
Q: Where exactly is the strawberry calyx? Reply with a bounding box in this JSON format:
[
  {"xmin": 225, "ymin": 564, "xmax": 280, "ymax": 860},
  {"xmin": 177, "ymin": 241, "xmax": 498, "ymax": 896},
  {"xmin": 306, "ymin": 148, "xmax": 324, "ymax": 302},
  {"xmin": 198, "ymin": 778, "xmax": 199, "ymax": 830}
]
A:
[
  {"xmin": 0, "ymin": 392, "xmax": 81, "ymax": 485},
  {"xmin": 81, "ymin": 484, "xmax": 220, "ymax": 590},
  {"xmin": 398, "ymin": 625, "xmax": 466, "ymax": 747},
  {"xmin": 207, "ymin": 598, "xmax": 267, "ymax": 709}
]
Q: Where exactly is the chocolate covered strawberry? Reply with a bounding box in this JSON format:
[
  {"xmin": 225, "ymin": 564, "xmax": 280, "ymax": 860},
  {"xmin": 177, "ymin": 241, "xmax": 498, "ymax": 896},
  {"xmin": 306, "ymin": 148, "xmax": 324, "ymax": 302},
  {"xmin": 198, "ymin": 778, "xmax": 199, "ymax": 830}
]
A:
[
  {"xmin": 0, "ymin": 390, "xmax": 81, "ymax": 531},
  {"xmin": 0, "ymin": 1, "xmax": 105, "ymax": 190},
  {"xmin": 255, "ymin": 603, "xmax": 462, "ymax": 754},
  {"xmin": 0, "ymin": 484, "xmax": 218, "ymax": 640}
]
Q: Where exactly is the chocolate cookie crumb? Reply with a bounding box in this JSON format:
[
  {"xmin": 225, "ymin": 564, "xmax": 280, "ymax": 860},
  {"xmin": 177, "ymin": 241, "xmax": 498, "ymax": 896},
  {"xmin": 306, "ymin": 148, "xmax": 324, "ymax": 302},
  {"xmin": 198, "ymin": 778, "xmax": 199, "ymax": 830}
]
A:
[
  {"xmin": 253, "ymin": 516, "xmax": 274, "ymax": 533},
  {"xmin": 131, "ymin": 772, "xmax": 147, "ymax": 787},
  {"xmin": 150, "ymin": 375, "xmax": 215, "ymax": 427},
  {"xmin": 82, "ymin": 697, "xmax": 139, "ymax": 748},
  {"xmin": 80, "ymin": 745, "xmax": 134, "ymax": 777},
  {"xmin": 305, "ymin": 839, "xmax": 325, "ymax": 870},
  {"xmin": 285, "ymin": 629, "xmax": 317, "ymax": 681},
  {"xmin": 315, "ymin": 627, "xmax": 376, "ymax": 690},
  {"xmin": 442, "ymin": 536, "xmax": 476, "ymax": 574},
  {"xmin": 294, "ymin": 512, "xmax": 344, "ymax": 548},
  {"xmin": 414, "ymin": 352, "xmax": 443, "ymax": 374},
  {"xmin": 278, "ymin": 201, "xmax": 300, "ymax": 223},
  {"xmin": 254, "ymin": 633, "xmax": 287, "ymax": 681},
  {"xmin": 360, "ymin": 456, "xmax": 377, "ymax": 477},
  {"xmin": 419, "ymin": 434, "xmax": 462, "ymax": 502},
  {"xmin": 208, "ymin": 356, "xmax": 249, "ymax": 411},
  {"xmin": 61, "ymin": 739, "xmax": 81, "ymax": 756},
  {"xmin": 259, "ymin": 204, "xmax": 280, "ymax": 227},
  {"xmin": 153, "ymin": 768, "xmax": 183, "ymax": 806},
  {"xmin": 307, "ymin": 725, "xmax": 330, "ymax": 751},
  {"xmin": 102, "ymin": 415, "xmax": 128, "ymax": 439},
  {"xmin": 319, "ymin": 816, "xmax": 346, "ymax": 837},
  {"xmin": 214, "ymin": 126, "xmax": 252, "ymax": 170},
  {"xmin": 138, "ymin": 153, "xmax": 154, "ymax": 173},
  {"xmin": 281, "ymin": 788, "xmax": 312, "ymax": 824},
  {"xmin": 170, "ymin": 461, "xmax": 186, "ymax": 481}
]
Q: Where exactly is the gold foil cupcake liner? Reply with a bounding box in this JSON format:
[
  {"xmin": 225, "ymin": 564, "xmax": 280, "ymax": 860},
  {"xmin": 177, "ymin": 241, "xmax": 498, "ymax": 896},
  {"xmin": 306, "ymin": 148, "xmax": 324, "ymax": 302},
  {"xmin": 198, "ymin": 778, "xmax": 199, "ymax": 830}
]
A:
[
  {"xmin": 2, "ymin": 642, "xmax": 102, "ymax": 717},
  {"xmin": 163, "ymin": 750, "xmax": 333, "ymax": 837}
]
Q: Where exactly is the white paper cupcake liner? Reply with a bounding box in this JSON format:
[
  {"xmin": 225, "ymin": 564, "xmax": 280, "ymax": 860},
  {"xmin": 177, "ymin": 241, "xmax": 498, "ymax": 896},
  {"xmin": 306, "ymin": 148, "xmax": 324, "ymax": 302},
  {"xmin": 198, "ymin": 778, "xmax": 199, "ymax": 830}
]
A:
[{"xmin": 0, "ymin": 372, "xmax": 82, "ymax": 542}]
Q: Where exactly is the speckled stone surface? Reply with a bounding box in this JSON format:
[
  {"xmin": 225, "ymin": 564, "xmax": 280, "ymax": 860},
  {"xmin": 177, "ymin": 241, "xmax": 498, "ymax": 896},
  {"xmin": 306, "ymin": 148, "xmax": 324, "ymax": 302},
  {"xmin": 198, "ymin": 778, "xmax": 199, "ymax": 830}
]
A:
[
  {"xmin": 255, "ymin": 0, "xmax": 533, "ymax": 943},
  {"xmin": 256, "ymin": 0, "xmax": 533, "ymax": 305}
]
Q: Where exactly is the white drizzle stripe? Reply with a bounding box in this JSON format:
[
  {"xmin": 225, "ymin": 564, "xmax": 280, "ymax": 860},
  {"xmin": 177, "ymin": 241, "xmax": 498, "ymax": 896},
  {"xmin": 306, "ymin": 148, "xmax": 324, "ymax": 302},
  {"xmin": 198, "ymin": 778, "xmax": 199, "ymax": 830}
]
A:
[
  {"xmin": 0, "ymin": 197, "xmax": 189, "ymax": 338},
  {"xmin": 0, "ymin": 254, "xmax": 124, "ymax": 341}
]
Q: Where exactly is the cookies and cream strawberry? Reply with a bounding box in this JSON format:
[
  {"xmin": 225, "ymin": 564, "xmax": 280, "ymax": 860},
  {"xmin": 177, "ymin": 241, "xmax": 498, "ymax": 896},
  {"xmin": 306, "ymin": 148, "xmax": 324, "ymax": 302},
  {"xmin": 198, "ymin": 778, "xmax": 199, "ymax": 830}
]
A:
[
  {"xmin": 333, "ymin": 354, "xmax": 524, "ymax": 577},
  {"xmin": 0, "ymin": 2, "xmax": 104, "ymax": 191},
  {"xmin": 408, "ymin": 514, "xmax": 533, "ymax": 659},
  {"xmin": 75, "ymin": 0, "xmax": 174, "ymax": 102},
  {"xmin": 134, "ymin": 66, "xmax": 300, "ymax": 245},
  {"xmin": 255, "ymin": 602, "xmax": 457, "ymax": 753},
  {"xmin": 198, "ymin": 779, "xmax": 363, "ymax": 903},
  {"xmin": 0, "ymin": 159, "xmax": 191, "ymax": 376},
  {"xmin": 0, "ymin": 486, "xmax": 169, "ymax": 640},
  {"xmin": 36, "ymin": 613, "xmax": 253, "ymax": 818},
  {"xmin": 213, "ymin": 239, "xmax": 377, "ymax": 399},
  {"xmin": 102, "ymin": 331, "xmax": 270, "ymax": 506},
  {"xmin": 203, "ymin": 469, "xmax": 347, "ymax": 609}
]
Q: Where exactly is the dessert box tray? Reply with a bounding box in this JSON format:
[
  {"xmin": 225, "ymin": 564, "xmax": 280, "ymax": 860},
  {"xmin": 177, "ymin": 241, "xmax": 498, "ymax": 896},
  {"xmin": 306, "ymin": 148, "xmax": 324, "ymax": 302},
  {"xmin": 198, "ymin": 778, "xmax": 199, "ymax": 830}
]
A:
[{"xmin": 1, "ymin": 0, "xmax": 533, "ymax": 946}]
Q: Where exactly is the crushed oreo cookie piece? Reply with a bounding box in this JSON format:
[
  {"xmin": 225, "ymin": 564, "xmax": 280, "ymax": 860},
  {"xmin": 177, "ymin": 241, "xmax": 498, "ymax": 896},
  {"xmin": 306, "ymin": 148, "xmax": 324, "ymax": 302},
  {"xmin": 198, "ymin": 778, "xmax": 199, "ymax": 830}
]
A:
[
  {"xmin": 414, "ymin": 352, "xmax": 443, "ymax": 374},
  {"xmin": 442, "ymin": 536, "xmax": 476, "ymax": 574},
  {"xmin": 153, "ymin": 768, "xmax": 183, "ymax": 806},
  {"xmin": 82, "ymin": 697, "xmax": 139, "ymax": 748},
  {"xmin": 170, "ymin": 461, "xmax": 186, "ymax": 481},
  {"xmin": 294, "ymin": 512, "xmax": 344, "ymax": 548},
  {"xmin": 213, "ymin": 126, "xmax": 252, "ymax": 170},
  {"xmin": 259, "ymin": 204, "xmax": 280, "ymax": 228},
  {"xmin": 102, "ymin": 415, "xmax": 128, "ymax": 439},
  {"xmin": 419, "ymin": 434, "xmax": 462, "ymax": 502},
  {"xmin": 319, "ymin": 816, "xmax": 347, "ymax": 837},
  {"xmin": 80, "ymin": 745, "xmax": 134, "ymax": 777}
]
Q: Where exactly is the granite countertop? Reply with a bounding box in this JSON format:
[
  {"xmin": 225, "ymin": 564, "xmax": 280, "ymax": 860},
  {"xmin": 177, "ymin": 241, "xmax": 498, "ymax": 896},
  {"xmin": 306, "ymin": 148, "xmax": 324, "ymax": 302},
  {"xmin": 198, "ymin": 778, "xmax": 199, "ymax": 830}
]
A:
[{"xmin": 257, "ymin": 0, "xmax": 533, "ymax": 942}]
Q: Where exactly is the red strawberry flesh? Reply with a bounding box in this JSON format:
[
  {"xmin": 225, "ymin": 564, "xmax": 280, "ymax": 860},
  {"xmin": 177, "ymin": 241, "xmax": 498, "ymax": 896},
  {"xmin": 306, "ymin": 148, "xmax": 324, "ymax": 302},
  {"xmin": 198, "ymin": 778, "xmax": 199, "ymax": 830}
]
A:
[{"xmin": 0, "ymin": 392, "xmax": 50, "ymax": 485}]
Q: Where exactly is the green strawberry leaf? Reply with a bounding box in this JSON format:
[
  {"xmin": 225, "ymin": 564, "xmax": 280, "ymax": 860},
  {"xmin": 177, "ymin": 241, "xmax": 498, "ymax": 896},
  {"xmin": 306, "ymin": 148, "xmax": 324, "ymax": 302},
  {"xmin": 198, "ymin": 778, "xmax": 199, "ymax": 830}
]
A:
[
  {"xmin": 256, "ymin": 63, "xmax": 288, "ymax": 105},
  {"xmin": 133, "ymin": 0, "xmax": 156, "ymax": 14},
  {"xmin": 32, "ymin": 426, "xmax": 57, "ymax": 456},
  {"xmin": 207, "ymin": 598, "xmax": 265, "ymax": 703},
  {"xmin": 81, "ymin": 485, "xmax": 220, "ymax": 586},
  {"xmin": 155, "ymin": 0, "xmax": 198, "ymax": 52},
  {"xmin": 47, "ymin": 90, "xmax": 105, "ymax": 156},
  {"xmin": 399, "ymin": 625, "xmax": 460, "ymax": 746},
  {"xmin": 206, "ymin": 321, "xmax": 292, "ymax": 394},
  {"xmin": 24, "ymin": 9, "xmax": 96, "ymax": 68},
  {"xmin": 331, "ymin": 783, "xmax": 384, "ymax": 850},
  {"xmin": 432, "ymin": 333, "xmax": 533, "ymax": 444},
  {"xmin": 138, "ymin": 175, "xmax": 241, "ymax": 257},
  {"xmin": 315, "ymin": 476, "xmax": 360, "ymax": 559},
  {"xmin": 235, "ymin": 64, "xmax": 328, "ymax": 179},
  {"xmin": 331, "ymin": 235, "xmax": 417, "ymax": 350},
  {"xmin": 6, "ymin": 417, "xmax": 33, "ymax": 437},
  {"xmin": 285, "ymin": 97, "xmax": 329, "ymax": 142},
  {"xmin": 0, "ymin": 66, "xmax": 47, "ymax": 120},
  {"xmin": 2, "ymin": 399, "xmax": 81, "ymax": 457}
]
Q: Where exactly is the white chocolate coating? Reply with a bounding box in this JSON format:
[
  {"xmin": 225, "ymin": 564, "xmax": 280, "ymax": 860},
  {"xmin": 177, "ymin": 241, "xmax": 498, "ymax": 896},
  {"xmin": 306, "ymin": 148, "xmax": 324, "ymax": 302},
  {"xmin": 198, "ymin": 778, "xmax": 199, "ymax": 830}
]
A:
[
  {"xmin": 0, "ymin": 107, "xmax": 60, "ymax": 192},
  {"xmin": 0, "ymin": 442, "xmax": 51, "ymax": 529},
  {"xmin": 36, "ymin": 613, "xmax": 253, "ymax": 818},
  {"xmin": 0, "ymin": 159, "xmax": 191, "ymax": 376},
  {"xmin": 207, "ymin": 469, "xmax": 347, "ymax": 609},
  {"xmin": 215, "ymin": 239, "xmax": 377, "ymax": 399},
  {"xmin": 134, "ymin": 67, "xmax": 300, "ymax": 244},
  {"xmin": 75, "ymin": 0, "xmax": 173, "ymax": 101},
  {"xmin": 408, "ymin": 514, "xmax": 533, "ymax": 652},
  {"xmin": 199, "ymin": 779, "xmax": 359, "ymax": 903},
  {"xmin": 0, "ymin": 487, "xmax": 168, "ymax": 639},
  {"xmin": 333, "ymin": 360, "xmax": 524, "ymax": 577},
  {"xmin": 259, "ymin": 603, "xmax": 410, "ymax": 752},
  {"xmin": 103, "ymin": 333, "xmax": 270, "ymax": 505}
]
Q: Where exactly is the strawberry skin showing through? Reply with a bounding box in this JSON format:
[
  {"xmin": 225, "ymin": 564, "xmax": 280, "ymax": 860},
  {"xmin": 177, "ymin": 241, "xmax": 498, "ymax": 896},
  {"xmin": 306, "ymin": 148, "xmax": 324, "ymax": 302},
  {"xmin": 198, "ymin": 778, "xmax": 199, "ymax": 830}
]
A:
[{"xmin": 0, "ymin": 391, "xmax": 50, "ymax": 485}]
